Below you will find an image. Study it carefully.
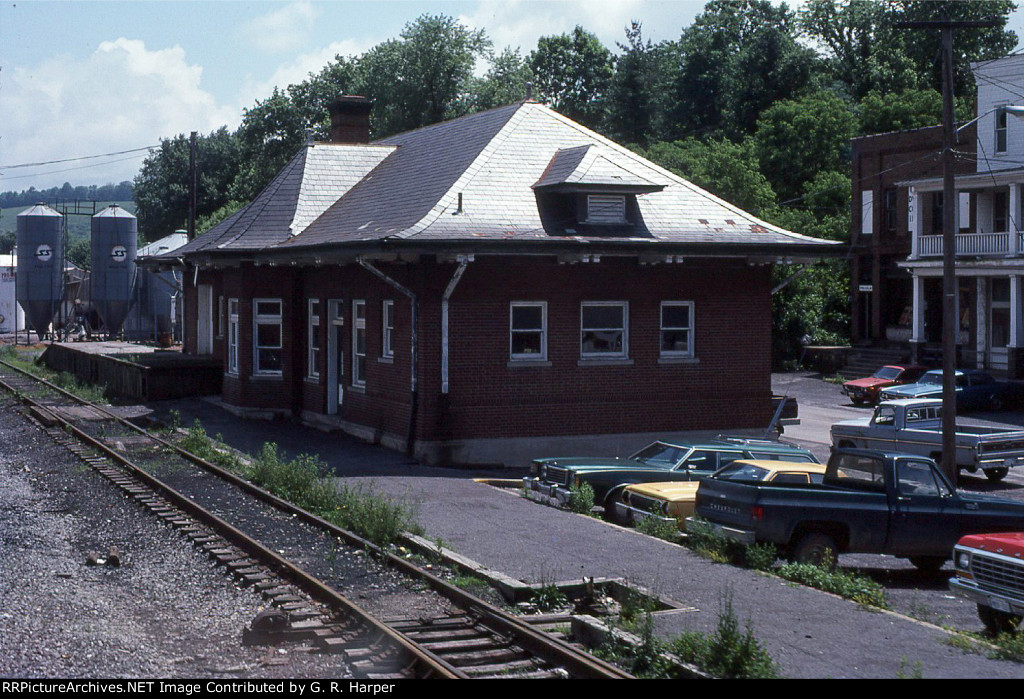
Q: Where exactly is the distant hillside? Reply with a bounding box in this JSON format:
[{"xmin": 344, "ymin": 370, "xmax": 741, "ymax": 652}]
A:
[
  {"xmin": 0, "ymin": 182, "xmax": 133, "ymax": 210},
  {"xmin": 0, "ymin": 201, "xmax": 137, "ymax": 242}
]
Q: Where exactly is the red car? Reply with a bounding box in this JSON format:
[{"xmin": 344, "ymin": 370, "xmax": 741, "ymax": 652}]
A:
[{"xmin": 841, "ymin": 364, "xmax": 927, "ymax": 406}]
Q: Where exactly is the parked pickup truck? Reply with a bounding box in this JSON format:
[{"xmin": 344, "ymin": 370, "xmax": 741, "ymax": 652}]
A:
[
  {"xmin": 689, "ymin": 448, "xmax": 1024, "ymax": 572},
  {"xmin": 830, "ymin": 398, "xmax": 1024, "ymax": 481},
  {"xmin": 950, "ymin": 532, "xmax": 1024, "ymax": 634}
]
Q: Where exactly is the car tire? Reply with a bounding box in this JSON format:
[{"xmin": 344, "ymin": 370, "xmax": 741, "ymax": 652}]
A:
[
  {"xmin": 977, "ymin": 603, "xmax": 1022, "ymax": 635},
  {"xmin": 602, "ymin": 488, "xmax": 626, "ymax": 524},
  {"xmin": 985, "ymin": 467, "xmax": 1009, "ymax": 482},
  {"xmin": 791, "ymin": 532, "xmax": 838, "ymax": 570},
  {"xmin": 909, "ymin": 556, "xmax": 947, "ymax": 574}
]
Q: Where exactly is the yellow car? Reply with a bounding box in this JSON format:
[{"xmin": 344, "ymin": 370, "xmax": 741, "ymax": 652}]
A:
[{"xmin": 616, "ymin": 459, "xmax": 830, "ymax": 531}]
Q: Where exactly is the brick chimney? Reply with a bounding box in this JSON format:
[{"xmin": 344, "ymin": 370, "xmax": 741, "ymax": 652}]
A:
[{"xmin": 327, "ymin": 96, "xmax": 373, "ymax": 143}]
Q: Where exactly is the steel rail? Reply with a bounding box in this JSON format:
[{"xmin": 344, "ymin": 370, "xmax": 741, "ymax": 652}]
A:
[
  {"xmin": 0, "ymin": 370, "xmax": 463, "ymax": 679},
  {"xmin": 0, "ymin": 358, "xmax": 633, "ymax": 679}
]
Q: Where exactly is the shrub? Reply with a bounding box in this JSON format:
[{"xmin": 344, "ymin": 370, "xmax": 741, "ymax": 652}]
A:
[{"xmin": 566, "ymin": 481, "xmax": 596, "ymax": 514}]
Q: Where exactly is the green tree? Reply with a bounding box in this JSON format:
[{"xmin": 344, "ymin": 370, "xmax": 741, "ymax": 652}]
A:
[
  {"xmin": 463, "ymin": 47, "xmax": 534, "ymax": 112},
  {"xmin": 799, "ymin": 0, "xmax": 1017, "ymax": 99},
  {"xmin": 672, "ymin": 0, "xmax": 821, "ymax": 140},
  {"xmin": 133, "ymin": 127, "xmax": 240, "ymax": 241},
  {"xmin": 605, "ymin": 22, "xmax": 676, "ymax": 145},
  {"xmin": 754, "ymin": 90, "xmax": 857, "ymax": 202},
  {"xmin": 529, "ymin": 26, "xmax": 614, "ymax": 129},
  {"xmin": 352, "ymin": 14, "xmax": 490, "ymax": 136},
  {"xmin": 642, "ymin": 138, "xmax": 776, "ymax": 215}
]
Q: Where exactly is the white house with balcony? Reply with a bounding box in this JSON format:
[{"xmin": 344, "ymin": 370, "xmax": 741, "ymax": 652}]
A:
[{"xmin": 898, "ymin": 54, "xmax": 1024, "ymax": 376}]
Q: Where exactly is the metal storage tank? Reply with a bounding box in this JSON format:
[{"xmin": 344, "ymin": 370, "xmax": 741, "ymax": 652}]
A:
[
  {"xmin": 90, "ymin": 204, "xmax": 137, "ymax": 336},
  {"xmin": 16, "ymin": 203, "xmax": 65, "ymax": 338}
]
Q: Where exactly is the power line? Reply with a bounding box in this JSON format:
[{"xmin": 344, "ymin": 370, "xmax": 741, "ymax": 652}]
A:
[{"xmin": 0, "ymin": 145, "xmax": 158, "ymax": 170}]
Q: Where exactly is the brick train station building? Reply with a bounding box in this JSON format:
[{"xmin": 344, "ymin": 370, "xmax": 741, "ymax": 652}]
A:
[{"xmin": 160, "ymin": 98, "xmax": 837, "ymax": 466}]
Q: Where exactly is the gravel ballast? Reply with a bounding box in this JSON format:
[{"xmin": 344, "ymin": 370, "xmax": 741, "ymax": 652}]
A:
[{"xmin": 0, "ymin": 396, "xmax": 349, "ymax": 679}]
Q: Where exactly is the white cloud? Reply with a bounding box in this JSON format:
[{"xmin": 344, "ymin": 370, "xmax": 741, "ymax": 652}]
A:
[
  {"xmin": 240, "ymin": 0, "xmax": 319, "ymax": 54},
  {"xmin": 2, "ymin": 38, "xmax": 239, "ymax": 189},
  {"xmin": 459, "ymin": 0, "xmax": 683, "ymax": 56},
  {"xmin": 236, "ymin": 38, "xmax": 374, "ymax": 109}
]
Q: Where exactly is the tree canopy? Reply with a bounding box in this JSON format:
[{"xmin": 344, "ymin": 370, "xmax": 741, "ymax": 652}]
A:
[{"xmin": 117, "ymin": 3, "xmax": 1020, "ymax": 362}]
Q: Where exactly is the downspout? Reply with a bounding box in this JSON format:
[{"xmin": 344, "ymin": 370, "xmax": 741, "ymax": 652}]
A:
[
  {"xmin": 357, "ymin": 257, "xmax": 418, "ymax": 456},
  {"xmin": 441, "ymin": 255, "xmax": 472, "ymax": 394}
]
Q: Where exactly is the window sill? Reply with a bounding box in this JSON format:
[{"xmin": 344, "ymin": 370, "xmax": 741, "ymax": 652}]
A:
[
  {"xmin": 378, "ymin": 356, "xmax": 394, "ymax": 365},
  {"xmin": 577, "ymin": 358, "xmax": 633, "ymax": 367},
  {"xmin": 251, "ymin": 373, "xmax": 284, "ymax": 381},
  {"xmin": 658, "ymin": 356, "xmax": 699, "ymax": 365},
  {"xmin": 507, "ymin": 359, "xmax": 551, "ymax": 368},
  {"xmin": 349, "ymin": 384, "xmax": 366, "ymax": 394},
  {"xmin": 304, "ymin": 376, "xmax": 320, "ymax": 385}
]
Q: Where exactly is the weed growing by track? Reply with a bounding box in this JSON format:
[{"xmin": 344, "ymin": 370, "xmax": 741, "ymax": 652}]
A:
[
  {"xmin": 178, "ymin": 419, "xmax": 421, "ymax": 548},
  {"xmin": 684, "ymin": 518, "xmax": 887, "ymax": 608},
  {"xmin": 595, "ymin": 591, "xmax": 779, "ymax": 679}
]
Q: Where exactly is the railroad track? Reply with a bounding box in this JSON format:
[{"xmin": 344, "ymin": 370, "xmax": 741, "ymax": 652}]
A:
[{"xmin": 0, "ymin": 357, "xmax": 633, "ymax": 680}]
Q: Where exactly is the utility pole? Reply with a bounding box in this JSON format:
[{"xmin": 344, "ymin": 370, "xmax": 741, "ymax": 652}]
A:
[
  {"xmin": 897, "ymin": 18, "xmax": 998, "ymax": 484},
  {"xmin": 188, "ymin": 131, "xmax": 197, "ymax": 241}
]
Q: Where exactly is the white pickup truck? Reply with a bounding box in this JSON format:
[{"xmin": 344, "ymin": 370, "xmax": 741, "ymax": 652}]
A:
[{"xmin": 830, "ymin": 398, "xmax": 1024, "ymax": 481}]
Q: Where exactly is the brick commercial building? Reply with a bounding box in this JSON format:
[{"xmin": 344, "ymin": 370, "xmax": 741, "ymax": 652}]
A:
[{"xmin": 158, "ymin": 98, "xmax": 838, "ymax": 466}]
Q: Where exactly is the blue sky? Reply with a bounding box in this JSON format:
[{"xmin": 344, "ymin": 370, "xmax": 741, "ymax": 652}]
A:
[{"xmin": 1, "ymin": 0, "xmax": 1022, "ymax": 193}]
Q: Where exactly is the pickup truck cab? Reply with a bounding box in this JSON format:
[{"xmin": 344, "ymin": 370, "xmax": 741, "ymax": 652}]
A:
[
  {"xmin": 950, "ymin": 532, "xmax": 1024, "ymax": 634},
  {"xmin": 830, "ymin": 398, "xmax": 1024, "ymax": 481},
  {"xmin": 690, "ymin": 448, "xmax": 1024, "ymax": 572}
]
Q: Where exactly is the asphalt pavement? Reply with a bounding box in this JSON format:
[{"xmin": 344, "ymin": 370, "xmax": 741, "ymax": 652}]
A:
[{"xmin": 143, "ymin": 376, "xmax": 1024, "ymax": 679}]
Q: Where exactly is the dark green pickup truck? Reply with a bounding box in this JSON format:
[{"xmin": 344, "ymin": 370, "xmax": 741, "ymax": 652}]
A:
[
  {"xmin": 522, "ymin": 437, "xmax": 817, "ymax": 515},
  {"xmin": 691, "ymin": 448, "xmax": 1024, "ymax": 572}
]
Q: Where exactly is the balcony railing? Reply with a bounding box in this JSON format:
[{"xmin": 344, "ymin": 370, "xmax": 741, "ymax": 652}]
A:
[{"xmin": 916, "ymin": 231, "xmax": 1024, "ymax": 257}]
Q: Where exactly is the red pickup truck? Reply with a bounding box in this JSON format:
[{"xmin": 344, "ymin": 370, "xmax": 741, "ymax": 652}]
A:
[{"xmin": 950, "ymin": 533, "xmax": 1024, "ymax": 634}]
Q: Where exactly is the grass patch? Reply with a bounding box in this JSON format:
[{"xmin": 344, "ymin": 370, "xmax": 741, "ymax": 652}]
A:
[
  {"xmin": 987, "ymin": 630, "xmax": 1024, "ymax": 663},
  {"xmin": 634, "ymin": 514, "xmax": 682, "ymax": 542},
  {"xmin": 775, "ymin": 559, "xmax": 888, "ymax": 609}
]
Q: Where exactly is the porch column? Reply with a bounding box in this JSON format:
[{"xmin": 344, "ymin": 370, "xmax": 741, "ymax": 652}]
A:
[
  {"xmin": 911, "ymin": 273, "xmax": 926, "ymax": 344},
  {"xmin": 1012, "ymin": 184, "xmax": 1022, "ymax": 257},
  {"xmin": 909, "ymin": 187, "xmax": 921, "ymax": 259},
  {"xmin": 1011, "ymin": 275, "xmax": 1023, "ymax": 349},
  {"xmin": 977, "ymin": 277, "xmax": 988, "ymax": 369}
]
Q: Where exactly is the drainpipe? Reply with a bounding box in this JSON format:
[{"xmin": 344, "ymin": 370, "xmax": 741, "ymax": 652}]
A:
[
  {"xmin": 442, "ymin": 255, "xmax": 472, "ymax": 394},
  {"xmin": 357, "ymin": 257, "xmax": 418, "ymax": 456}
]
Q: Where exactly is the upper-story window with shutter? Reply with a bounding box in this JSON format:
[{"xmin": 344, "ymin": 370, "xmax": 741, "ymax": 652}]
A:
[{"xmin": 586, "ymin": 194, "xmax": 627, "ymax": 224}]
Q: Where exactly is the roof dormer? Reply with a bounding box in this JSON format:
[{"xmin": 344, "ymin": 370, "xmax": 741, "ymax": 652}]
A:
[{"xmin": 533, "ymin": 145, "xmax": 664, "ymax": 235}]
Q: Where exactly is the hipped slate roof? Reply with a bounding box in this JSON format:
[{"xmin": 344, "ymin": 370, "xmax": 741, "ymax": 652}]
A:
[{"xmin": 173, "ymin": 101, "xmax": 837, "ymax": 260}]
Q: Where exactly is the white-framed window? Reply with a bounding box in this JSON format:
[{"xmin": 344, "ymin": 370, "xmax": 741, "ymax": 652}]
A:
[
  {"xmin": 996, "ymin": 105, "xmax": 1009, "ymax": 153},
  {"xmin": 352, "ymin": 300, "xmax": 366, "ymax": 387},
  {"xmin": 510, "ymin": 302, "xmax": 547, "ymax": 360},
  {"xmin": 581, "ymin": 301, "xmax": 628, "ymax": 359},
  {"xmin": 227, "ymin": 298, "xmax": 239, "ymax": 375},
  {"xmin": 307, "ymin": 298, "xmax": 321, "ymax": 379},
  {"xmin": 660, "ymin": 301, "xmax": 694, "ymax": 358},
  {"xmin": 253, "ymin": 298, "xmax": 283, "ymax": 375},
  {"xmin": 586, "ymin": 194, "xmax": 627, "ymax": 224},
  {"xmin": 381, "ymin": 300, "xmax": 395, "ymax": 360}
]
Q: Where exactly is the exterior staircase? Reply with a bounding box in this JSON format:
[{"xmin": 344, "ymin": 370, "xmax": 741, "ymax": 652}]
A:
[{"xmin": 837, "ymin": 345, "xmax": 912, "ymax": 380}]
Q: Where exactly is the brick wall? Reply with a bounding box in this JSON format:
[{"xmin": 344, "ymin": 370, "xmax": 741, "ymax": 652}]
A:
[{"xmin": 187, "ymin": 255, "xmax": 774, "ymax": 454}]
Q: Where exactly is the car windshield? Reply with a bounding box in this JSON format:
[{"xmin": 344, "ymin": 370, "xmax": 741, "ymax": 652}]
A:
[
  {"xmin": 631, "ymin": 443, "xmax": 687, "ymax": 468},
  {"xmin": 918, "ymin": 372, "xmax": 943, "ymax": 386},
  {"xmin": 873, "ymin": 366, "xmax": 902, "ymax": 380},
  {"xmin": 714, "ymin": 463, "xmax": 771, "ymax": 482}
]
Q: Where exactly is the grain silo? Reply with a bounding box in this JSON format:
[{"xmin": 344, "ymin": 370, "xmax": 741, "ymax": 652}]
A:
[
  {"xmin": 16, "ymin": 203, "xmax": 65, "ymax": 338},
  {"xmin": 90, "ymin": 204, "xmax": 137, "ymax": 336}
]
